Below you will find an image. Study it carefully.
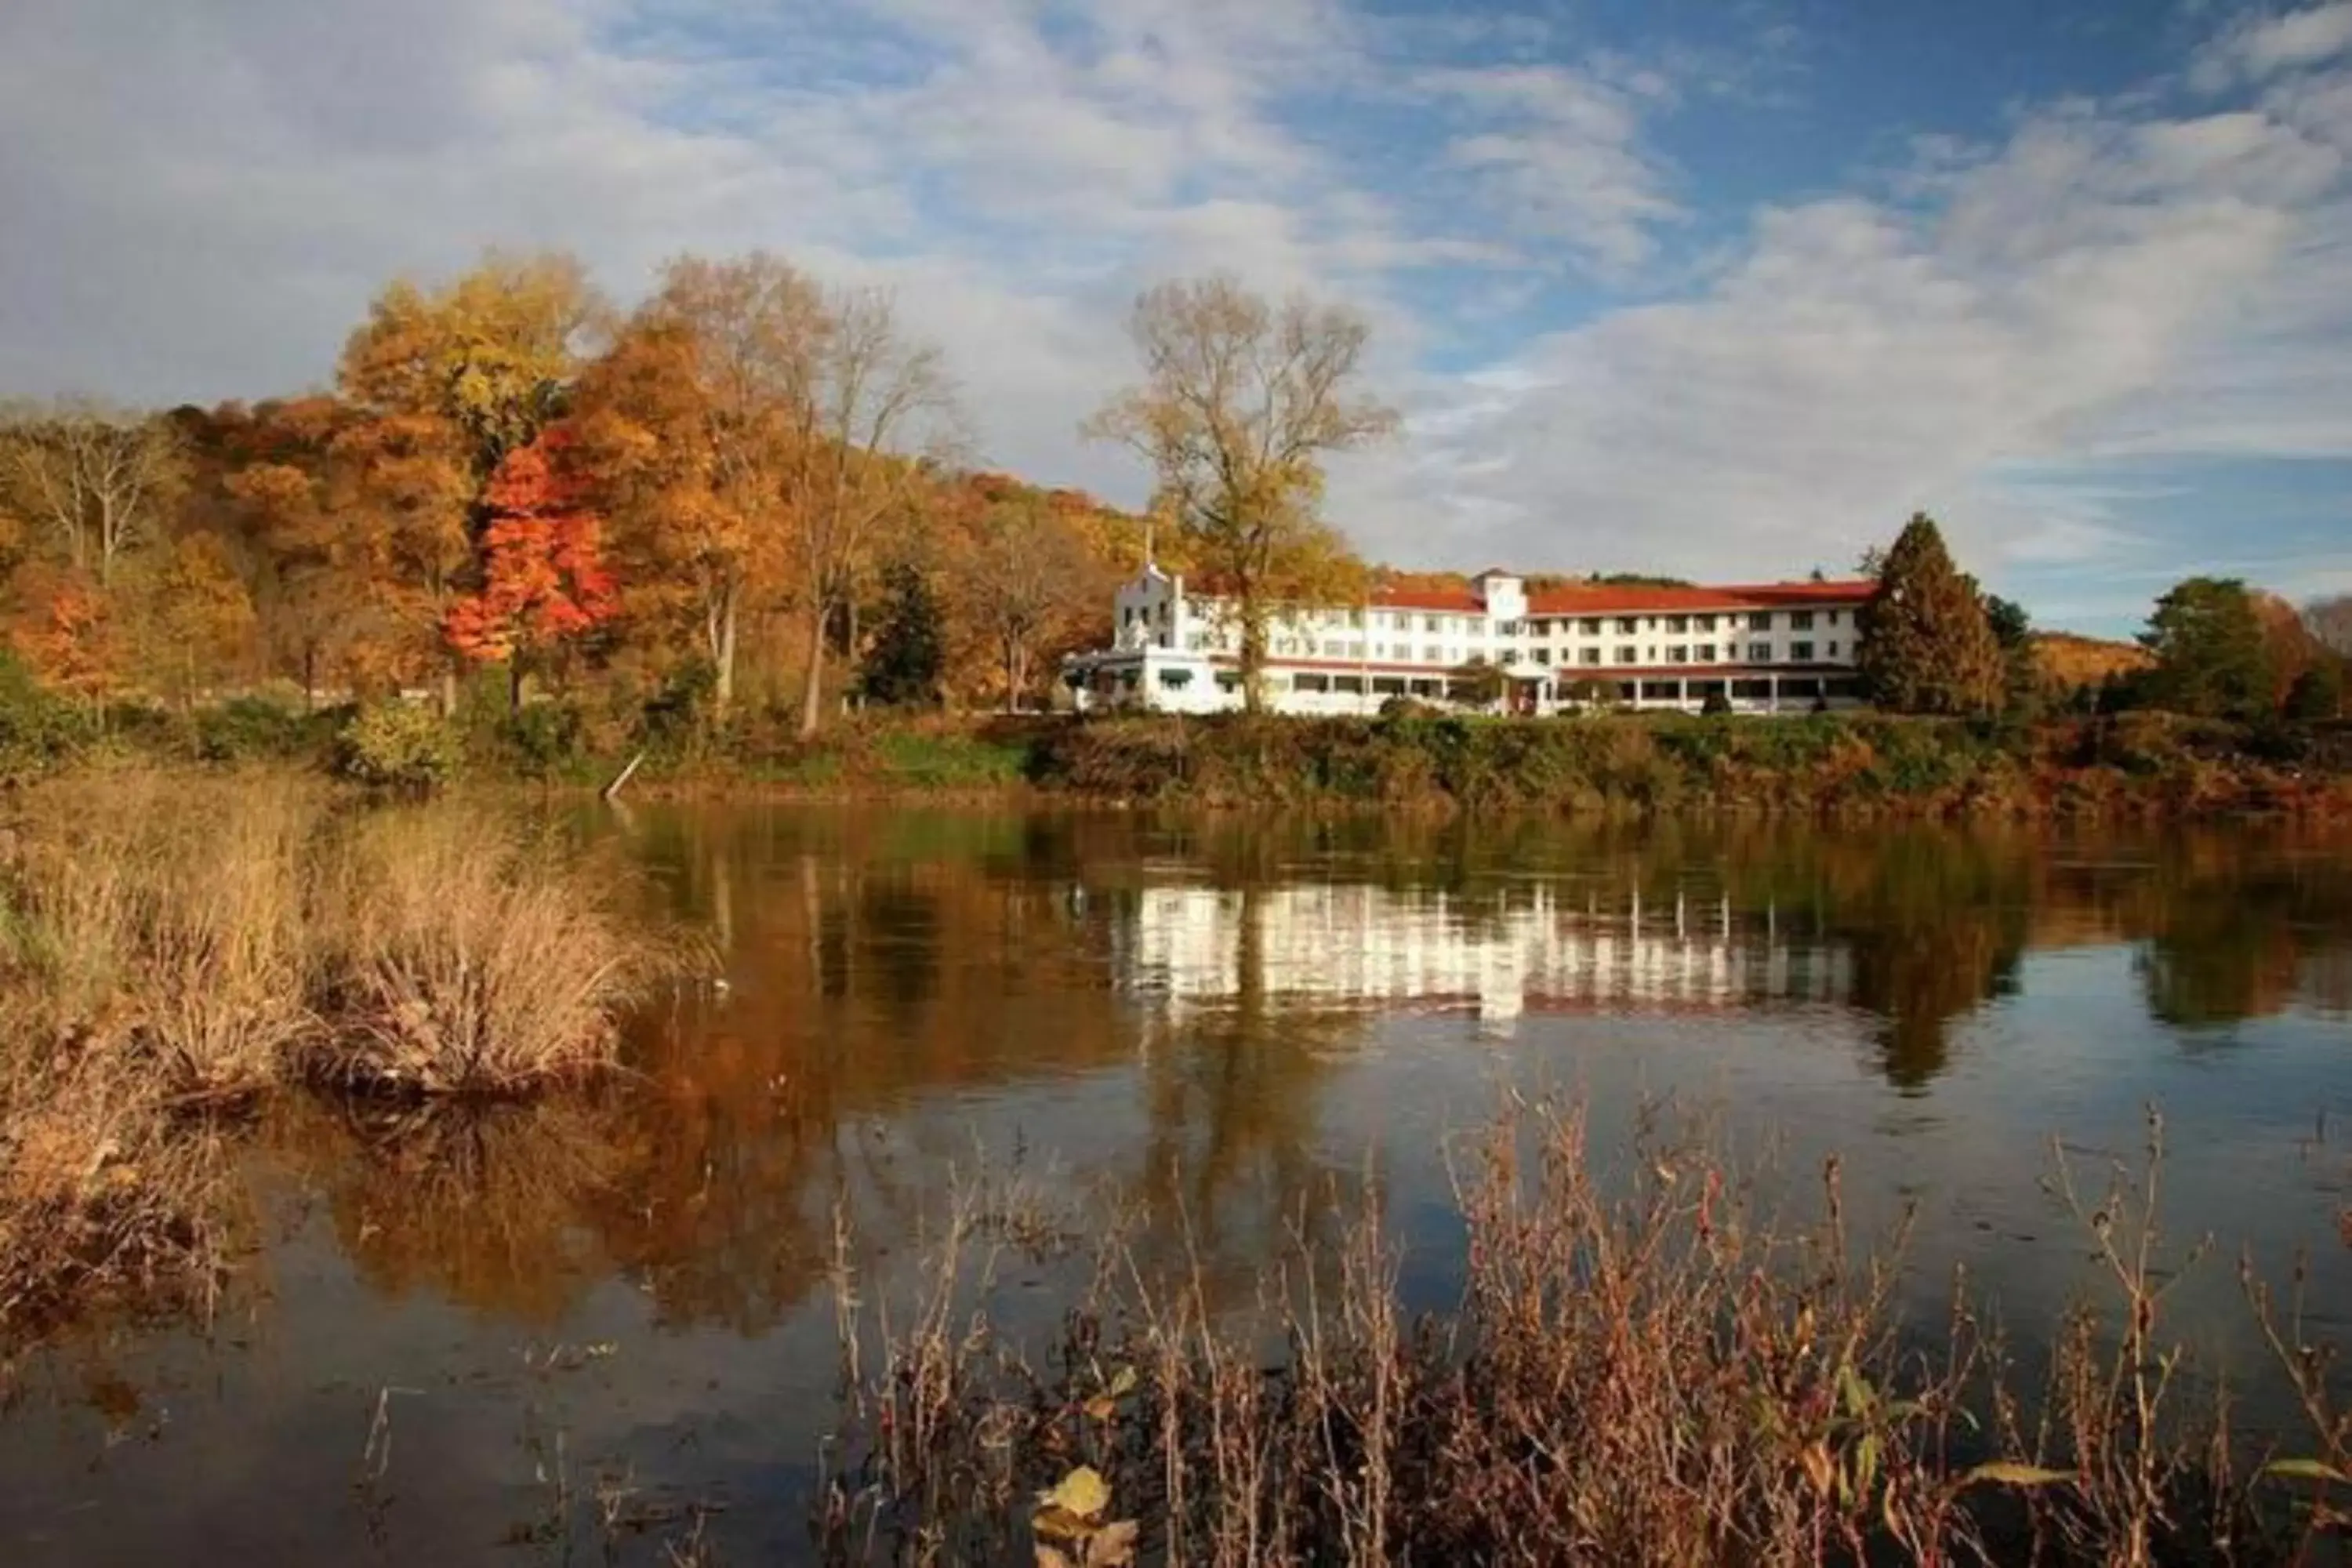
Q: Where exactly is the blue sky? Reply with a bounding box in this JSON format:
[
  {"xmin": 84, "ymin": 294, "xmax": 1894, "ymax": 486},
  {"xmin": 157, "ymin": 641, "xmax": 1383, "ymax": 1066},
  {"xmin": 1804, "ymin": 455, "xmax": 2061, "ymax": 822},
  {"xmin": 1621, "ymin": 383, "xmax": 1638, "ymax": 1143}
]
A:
[{"xmin": 4, "ymin": 0, "xmax": 2352, "ymax": 633}]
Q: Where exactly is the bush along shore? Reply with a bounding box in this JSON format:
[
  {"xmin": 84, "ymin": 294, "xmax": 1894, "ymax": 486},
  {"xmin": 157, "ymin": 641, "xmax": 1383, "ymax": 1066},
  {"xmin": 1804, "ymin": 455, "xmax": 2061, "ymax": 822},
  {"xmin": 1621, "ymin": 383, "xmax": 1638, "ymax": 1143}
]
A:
[
  {"xmin": 0, "ymin": 774, "xmax": 673, "ymax": 1329},
  {"xmin": 6, "ymin": 660, "xmax": 2351, "ymax": 818},
  {"xmin": 822, "ymin": 1101, "xmax": 2352, "ymax": 1567}
]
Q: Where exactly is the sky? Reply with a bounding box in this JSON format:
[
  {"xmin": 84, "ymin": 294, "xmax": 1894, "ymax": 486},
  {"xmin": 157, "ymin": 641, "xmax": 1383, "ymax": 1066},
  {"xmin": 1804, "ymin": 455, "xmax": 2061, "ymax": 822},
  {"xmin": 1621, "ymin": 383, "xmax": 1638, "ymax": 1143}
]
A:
[{"xmin": 4, "ymin": 0, "xmax": 2352, "ymax": 633}]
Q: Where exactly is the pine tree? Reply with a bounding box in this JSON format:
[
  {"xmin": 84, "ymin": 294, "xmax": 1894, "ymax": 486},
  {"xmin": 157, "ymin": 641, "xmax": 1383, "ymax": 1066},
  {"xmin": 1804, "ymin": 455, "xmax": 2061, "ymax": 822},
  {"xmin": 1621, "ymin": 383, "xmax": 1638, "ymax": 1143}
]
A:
[
  {"xmin": 859, "ymin": 560, "xmax": 945, "ymax": 708},
  {"xmin": 1856, "ymin": 514, "xmax": 2004, "ymax": 715},
  {"xmin": 2140, "ymin": 577, "xmax": 2274, "ymax": 720}
]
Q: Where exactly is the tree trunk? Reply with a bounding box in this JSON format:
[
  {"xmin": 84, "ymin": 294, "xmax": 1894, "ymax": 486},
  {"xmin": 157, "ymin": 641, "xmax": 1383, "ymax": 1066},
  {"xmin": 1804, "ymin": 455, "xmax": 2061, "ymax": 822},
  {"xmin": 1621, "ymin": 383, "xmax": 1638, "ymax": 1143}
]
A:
[
  {"xmin": 713, "ymin": 591, "xmax": 739, "ymax": 717},
  {"xmin": 798, "ymin": 602, "xmax": 828, "ymax": 739},
  {"xmin": 301, "ymin": 645, "xmax": 317, "ymax": 711},
  {"xmin": 1240, "ymin": 598, "xmax": 1267, "ymax": 716},
  {"xmin": 440, "ymin": 664, "xmax": 459, "ymax": 717},
  {"xmin": 508, "ymin": 659, "xmax": 525, "ymax": 714}
]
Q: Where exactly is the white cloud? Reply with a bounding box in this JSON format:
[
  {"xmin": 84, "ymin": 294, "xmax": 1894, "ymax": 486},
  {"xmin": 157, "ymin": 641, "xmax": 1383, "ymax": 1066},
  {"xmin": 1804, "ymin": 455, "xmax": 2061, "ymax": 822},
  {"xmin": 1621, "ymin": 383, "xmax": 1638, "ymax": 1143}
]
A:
[
  {"xmin": 2193, "ymin": 2, "xmax": 2352, "ymax": 90},
  {"xmin": 1329, "ymin": 62, "xmax": 2352, "ymax": 601},
  {"xmin": 1, "ymin": 0, "xmax": 2349, "ymax": 630},
  {"xmin": 1417, "ymin": 63, "xmax": 1683, "ymax": 275}
]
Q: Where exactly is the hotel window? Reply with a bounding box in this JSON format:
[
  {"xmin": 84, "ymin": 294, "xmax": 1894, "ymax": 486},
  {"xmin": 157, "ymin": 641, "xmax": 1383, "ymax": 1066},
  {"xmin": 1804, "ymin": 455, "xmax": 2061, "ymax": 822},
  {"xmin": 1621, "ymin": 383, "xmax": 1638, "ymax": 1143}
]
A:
[
  {"xmin": 1791, "ymin": 611, "xmax": 1815, "ymax": 630},
  {"xmin": 1827, "ymin": 610, "xmax": 1841, "ymax": 626},
  {"xmin": 1498, "ymin": 619, "xmax": 1522, "ymax": 636},
  {"xmin": 1347, "ymin": 609, "xmax": 1364, "ymax": 629},
  {"xmin": 1422, "ymin": 615, "xmax": 1441, "ymax": 633},
  {"xmin": 1581, "ymin": 618, "xmax": 1603, "ymax": 635},
  {"xmin": 1749, "ymin": 612, "xmax": 1773, "ymax": 631},
  {"xmin": 1828, "ymin": 641, "xmax": 1840, "ymax": 657},
  {"xmin": 1666, "ymin": 645, "xmax": 1689, "ymax": 665},
  {"xmin": 1423, "ymin": 644, "xmax": 1442, "ymax": 662},
  {"xmin": 1613, "ymin": 648, "xmax": 1637, "ymax": 665},
  {"xmin": 1696, "ymin": 643, "xmax": 1716, "ymax": 662},
  {"xmin": 1748, "ymin": 641, "xmax": 1772, "ymax": 662},
  {"xmin": 1694, "ymin": 615, "xmax": 1716, "ymax": 632},
  {"xmin": 1666, "ymin": 615, "xmax": 1689, "ymax": 634},
  {"xmin": 1580, "ymin": 648, "xmax": 1602, "ymax": 666},
  {"xmin": 1534, "ymin": 648, "xmax": 1551, "ymax": 665},
  {"xmin": 1791, "ymin": 641, "xmax": 1816, "ymax": 661},
  {"xmin": 1617, "ymin": 616, "xmax": 1640, "ymax": 634}
]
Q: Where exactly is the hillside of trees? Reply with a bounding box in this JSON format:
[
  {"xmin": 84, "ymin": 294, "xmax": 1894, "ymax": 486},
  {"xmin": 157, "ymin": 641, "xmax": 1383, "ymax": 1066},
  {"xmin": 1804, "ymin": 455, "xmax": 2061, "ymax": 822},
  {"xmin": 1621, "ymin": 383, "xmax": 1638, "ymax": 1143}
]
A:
[
  {"xmin": 0, "ymin": 256, "xmax": 2344, "ymax": 797},
  {"xmin": 0, "ymin": 252, "xmax": 1165, "ymax": 744}
]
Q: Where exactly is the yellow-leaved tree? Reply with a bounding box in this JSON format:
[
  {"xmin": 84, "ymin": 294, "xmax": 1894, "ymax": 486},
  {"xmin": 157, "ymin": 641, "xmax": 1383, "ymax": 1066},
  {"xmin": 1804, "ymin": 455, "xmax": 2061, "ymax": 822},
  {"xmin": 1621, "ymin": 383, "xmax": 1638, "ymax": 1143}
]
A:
[
  {"xmin": 1085, "ymin": 274, "xmax": 1395, "ymax": 713},
  {"xmin": 333, "ymin": 252, "xmax": 602, "ymax": 708}
]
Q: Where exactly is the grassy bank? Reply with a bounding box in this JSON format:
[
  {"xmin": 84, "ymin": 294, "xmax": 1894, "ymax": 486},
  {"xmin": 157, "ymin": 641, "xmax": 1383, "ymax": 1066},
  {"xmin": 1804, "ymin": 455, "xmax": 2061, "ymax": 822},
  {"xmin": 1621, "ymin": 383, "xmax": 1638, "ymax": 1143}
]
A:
[
  {"xmin": 8, "ymin": 649, "xmax": 2350, "ymax": 816},
  {"xmin": 1025, "ymin": 711, "xmax": 2352, "ymax": 818},
  {"xmin": 822, "ymin": 1101, "xmax": 2350, "ymax": 1566},
  {"xmin": 0, "ymin": 775, "xmax": 670, "ymax": 1327}
]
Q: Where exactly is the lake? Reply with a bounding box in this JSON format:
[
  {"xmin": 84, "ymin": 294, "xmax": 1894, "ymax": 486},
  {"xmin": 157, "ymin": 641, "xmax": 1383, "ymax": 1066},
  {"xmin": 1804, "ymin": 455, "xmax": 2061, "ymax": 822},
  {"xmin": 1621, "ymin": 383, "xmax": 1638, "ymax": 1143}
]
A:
[{"xmin": 2, "ymin": 807, "xmax": 2348, "ymax": 1563}]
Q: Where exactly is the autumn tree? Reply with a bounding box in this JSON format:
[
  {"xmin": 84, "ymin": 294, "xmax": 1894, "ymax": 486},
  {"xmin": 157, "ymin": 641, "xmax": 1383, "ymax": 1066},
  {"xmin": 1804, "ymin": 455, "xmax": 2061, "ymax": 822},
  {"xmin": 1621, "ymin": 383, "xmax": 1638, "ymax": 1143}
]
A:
[
  {"xmin": 443, "ymin": 430, "xmax": 619, "ymax": 708},
  {"xmin": 1855, "ymin": 514, "xmax": 2004, "ymax": 716},
  {"xmin": 0, "ymin": 400, "xmax": 184, "ymax": 586},
  {"xmin": 127, "ymin": 532, "xmax": 258, "ymax": 710},
  {"xmin": 2307, "ymin": 593, "xmax": 2352, "ymax": 661},
  {"xmin": 1086, "ymin": 275, "xmax": 1395, "ymax": 713},
  {"xmin": 9, "ymin": 563, "xmax": 126, "ymax": 711},
  {"xmin": 575, "ymin": 253, "xmax": 826, "ymax": 716},
  {"xmin": 200, "ymin": 396, "xmax": 392, "ymax": 704},
  {"xmin": 954, "ymin": 485, "xmax": 1112, "ymax": 708},
  {"xmin": 781, "ymin": 289, "xmax": 956, "ymax": 739},
  {"xmin": 2141, "ymin": 577, "xmax": 2274, "ymax": 720},
  {"xmin": 335, "ymin": 252, "xmax": 601, "ymax": 707}
]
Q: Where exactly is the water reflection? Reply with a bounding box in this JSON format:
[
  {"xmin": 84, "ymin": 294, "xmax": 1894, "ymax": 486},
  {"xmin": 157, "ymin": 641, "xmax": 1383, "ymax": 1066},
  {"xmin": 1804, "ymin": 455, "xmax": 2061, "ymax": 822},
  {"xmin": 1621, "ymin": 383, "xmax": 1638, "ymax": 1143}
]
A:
[{"xmin": 3, "ymin": 808, "xmax": 2348, "ymax": 1566}]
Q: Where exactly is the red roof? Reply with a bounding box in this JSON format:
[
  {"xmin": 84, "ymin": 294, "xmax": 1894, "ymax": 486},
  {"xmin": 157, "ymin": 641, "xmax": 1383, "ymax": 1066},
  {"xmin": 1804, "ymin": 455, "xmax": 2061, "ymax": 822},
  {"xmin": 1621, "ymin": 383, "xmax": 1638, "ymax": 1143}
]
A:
[
  {"xmin": 1526, "ymin": 579, "xmax": 1877, "ymax": 615},
  {"xmin": 1176, "ymin": 572, "xmax": 1876, "ymax": 616},
  {"xmin": 1368, "ymin": 586, "xmax": 1485, "ymax": 612}
]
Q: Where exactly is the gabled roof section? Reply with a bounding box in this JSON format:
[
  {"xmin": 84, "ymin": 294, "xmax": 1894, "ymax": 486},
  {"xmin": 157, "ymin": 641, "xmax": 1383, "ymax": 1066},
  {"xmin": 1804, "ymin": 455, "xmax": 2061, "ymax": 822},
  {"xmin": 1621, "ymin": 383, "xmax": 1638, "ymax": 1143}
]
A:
[{"xmin": 1527, "ymin": 579, "xmax": 1877, "ymax": 615}]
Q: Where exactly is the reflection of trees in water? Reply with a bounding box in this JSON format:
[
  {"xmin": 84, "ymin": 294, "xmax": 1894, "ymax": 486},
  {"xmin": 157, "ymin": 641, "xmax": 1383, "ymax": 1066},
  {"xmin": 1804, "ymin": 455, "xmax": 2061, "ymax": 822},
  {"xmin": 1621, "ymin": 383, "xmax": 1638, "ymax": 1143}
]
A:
[
  {"xmin": 1134, "ymin": 887, "xmax": 1375, "ymax": 1306},
  {"xmin": 1826, "ymin": 830, "xmax": 2033, "ymax": 1092},
  {"xmin": 569, "ymin": 811, "xmax": 1152, "ymax": 1331},
  {"xmin": 269, "ymin": 1097, "xmax": 622, "ymax": 1324},
  {"xmin": 2122, "ymin": 837, "xmax": 2352, "ymax": 1030},
  {"xmin": 496, "ymin": 804, "xmax": 2352, "ymax": 1340}
]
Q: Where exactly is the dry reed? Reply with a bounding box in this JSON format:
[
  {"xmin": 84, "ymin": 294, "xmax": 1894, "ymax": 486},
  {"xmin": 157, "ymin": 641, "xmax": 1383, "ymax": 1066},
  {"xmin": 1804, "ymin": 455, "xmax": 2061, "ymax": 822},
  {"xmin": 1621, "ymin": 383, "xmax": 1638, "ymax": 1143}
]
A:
[
  {"xmin": 818, "ymin": 1098, "xmax": 2346, "ymax": 1567},
  {"xmin": 0, "ymin": 771, "xmax": 670, "ymax": 1331},
  {"xmin": 308, "ymin": 807, "xmax": 655, "ymax": 1095}
]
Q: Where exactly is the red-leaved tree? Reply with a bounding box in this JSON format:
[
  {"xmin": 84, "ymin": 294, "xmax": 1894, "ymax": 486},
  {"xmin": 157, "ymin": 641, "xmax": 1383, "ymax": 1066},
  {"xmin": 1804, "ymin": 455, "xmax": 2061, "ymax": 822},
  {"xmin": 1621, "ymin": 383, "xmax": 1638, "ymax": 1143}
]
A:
[{"xmin": 444, "ymin": 429, "xmax": 619, "ymax": 706}]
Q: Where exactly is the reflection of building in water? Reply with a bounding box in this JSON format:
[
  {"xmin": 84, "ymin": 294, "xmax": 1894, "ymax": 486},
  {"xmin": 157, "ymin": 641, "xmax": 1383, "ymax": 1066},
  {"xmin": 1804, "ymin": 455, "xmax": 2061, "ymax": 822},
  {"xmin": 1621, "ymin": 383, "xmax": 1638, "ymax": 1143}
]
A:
[{"xmin": 1120, "ymin": 883, "xmax": 1853, "ymax": 1035}]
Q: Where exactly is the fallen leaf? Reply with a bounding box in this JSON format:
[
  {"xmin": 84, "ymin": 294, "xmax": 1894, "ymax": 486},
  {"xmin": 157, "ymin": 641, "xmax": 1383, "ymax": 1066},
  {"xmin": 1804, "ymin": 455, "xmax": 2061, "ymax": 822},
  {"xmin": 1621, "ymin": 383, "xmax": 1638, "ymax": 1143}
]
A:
[
  {"xmin": 2264, "ymin": 1457, "xmax": 2351, "ymax": 1486},
  {"xmin": 1032, "ymin": 1506, "xmax": 1096, "ymax": 1542},
  {"xmin": 1036, "ymin": 1465, "xmax": 1110, "ymax": 1521},
  {"xmin": 1086, "ymin": 1518, "xmax": 1140, "ymax": 1566},
  {"xmin": 1959, "ymin": 1461, "xmax": 2075, "ymax": 1489}
]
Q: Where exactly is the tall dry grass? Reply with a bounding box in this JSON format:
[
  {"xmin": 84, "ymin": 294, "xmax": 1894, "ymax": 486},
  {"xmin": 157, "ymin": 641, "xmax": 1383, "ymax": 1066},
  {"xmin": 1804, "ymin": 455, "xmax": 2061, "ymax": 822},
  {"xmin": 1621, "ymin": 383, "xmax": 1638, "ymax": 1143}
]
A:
[
  {"xmin": 0, "ymin": 771, "xmax": 670, "ymax": 1330},
  {"xmin": 309, "ymin": 808, "xmax": 655, "ymax": 1095},
  {"xmin": 2, "ymin": 773, "xmax": 316, "ymax": 1099},
  {"xmin": 818, "ymin": 1099, "xmax": 2343, "ymax": 1566}
]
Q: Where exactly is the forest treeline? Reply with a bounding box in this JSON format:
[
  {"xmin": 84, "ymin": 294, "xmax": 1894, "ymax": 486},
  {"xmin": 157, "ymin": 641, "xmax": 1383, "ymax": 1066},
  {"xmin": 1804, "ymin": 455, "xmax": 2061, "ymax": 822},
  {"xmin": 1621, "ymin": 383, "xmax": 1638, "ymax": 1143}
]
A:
[
  {"xmin": 0, "ymin": 250, "xmax": 1161, "ymax": 739},
  {"xmin": 3, "ymin": 251, "xmax": 2348, "ymax": 792}
]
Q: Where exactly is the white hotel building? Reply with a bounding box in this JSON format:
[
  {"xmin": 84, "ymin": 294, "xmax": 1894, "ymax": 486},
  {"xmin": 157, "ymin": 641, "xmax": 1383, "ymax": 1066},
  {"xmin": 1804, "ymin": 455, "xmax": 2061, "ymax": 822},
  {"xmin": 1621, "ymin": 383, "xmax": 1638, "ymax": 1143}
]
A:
[{"xmin": 1064, "ymin": 565, "xmax": 1876, "ymax": 717}]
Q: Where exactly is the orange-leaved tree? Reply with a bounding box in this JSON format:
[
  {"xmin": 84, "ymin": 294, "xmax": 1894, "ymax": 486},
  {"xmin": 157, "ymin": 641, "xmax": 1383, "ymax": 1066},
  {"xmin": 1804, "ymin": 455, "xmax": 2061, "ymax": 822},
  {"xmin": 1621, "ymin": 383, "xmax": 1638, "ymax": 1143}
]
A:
[
  {"xmin": 443, "ymin": 430, "xmax": 618, "ymax": 708},
  {"xmin": 336, "ymin": 252, "xmax": 601, "ymax": 710}
]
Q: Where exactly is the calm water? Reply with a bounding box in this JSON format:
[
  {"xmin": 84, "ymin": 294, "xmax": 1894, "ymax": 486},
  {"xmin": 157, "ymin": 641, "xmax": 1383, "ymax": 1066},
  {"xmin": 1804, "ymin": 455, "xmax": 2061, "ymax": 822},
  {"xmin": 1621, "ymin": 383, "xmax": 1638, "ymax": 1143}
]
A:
[{"xmin": 3, "ymin": 808, "xmax": 2350, "ymax": 1563}]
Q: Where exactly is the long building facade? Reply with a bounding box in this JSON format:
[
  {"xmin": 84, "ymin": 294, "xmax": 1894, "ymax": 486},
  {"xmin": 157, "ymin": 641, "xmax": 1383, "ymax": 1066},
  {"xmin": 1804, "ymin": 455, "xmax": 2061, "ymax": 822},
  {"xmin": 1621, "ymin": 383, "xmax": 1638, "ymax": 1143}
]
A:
[{"xmin": 1065, "ymin": 565, "xmax": 1875, "ymax": 717}]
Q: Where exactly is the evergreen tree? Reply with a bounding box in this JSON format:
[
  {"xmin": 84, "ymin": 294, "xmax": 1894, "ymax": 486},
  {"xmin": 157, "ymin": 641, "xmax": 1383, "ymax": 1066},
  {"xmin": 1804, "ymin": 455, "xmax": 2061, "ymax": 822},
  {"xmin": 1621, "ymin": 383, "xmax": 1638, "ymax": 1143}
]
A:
[
  {"xmin": 858, "ymin": 560, "xmax": 946, "ymax": 708},
  {"xmin": 2285, "ymin": 659, "xmax": 2344, "ymax": 722},
  {"xmin": 1855, "ymin": 514, "xmax": 2004, "ymax": 715},
  {"xmin": 2140, "ymin": 577, "xmax": 2273, "ymax": 720},
  {"xmin": 1980, "ymin": 592, "xmax": 2042, "ymax": 713}
]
